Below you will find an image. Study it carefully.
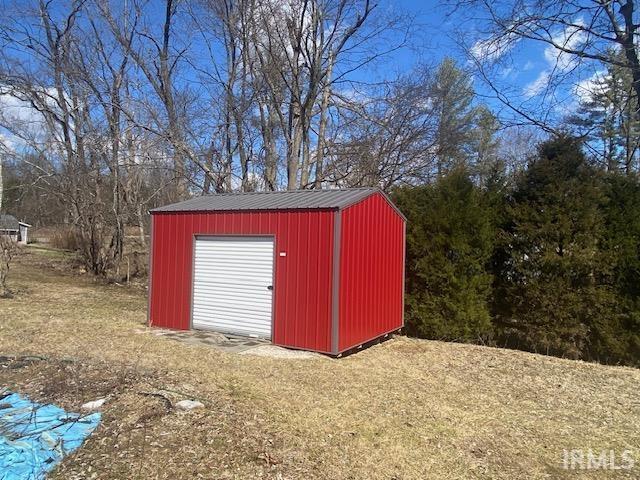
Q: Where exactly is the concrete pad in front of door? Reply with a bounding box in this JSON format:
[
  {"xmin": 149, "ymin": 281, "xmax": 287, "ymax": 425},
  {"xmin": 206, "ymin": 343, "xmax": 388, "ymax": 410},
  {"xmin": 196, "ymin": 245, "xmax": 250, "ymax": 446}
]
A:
[
  {"xmin": 150, "ymin": 328, "xmax": 319, "ymax": 358},
  {"xmin": 153, "ymin": 329, "xmax": 266, "ymax": 353}
]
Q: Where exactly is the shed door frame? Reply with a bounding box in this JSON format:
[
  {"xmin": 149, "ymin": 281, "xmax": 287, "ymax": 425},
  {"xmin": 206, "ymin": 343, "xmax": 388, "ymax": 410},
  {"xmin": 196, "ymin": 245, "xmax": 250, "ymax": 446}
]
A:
[{"xmin": 190, "ymin": 234, "xmax": 276, "ymax": 339}]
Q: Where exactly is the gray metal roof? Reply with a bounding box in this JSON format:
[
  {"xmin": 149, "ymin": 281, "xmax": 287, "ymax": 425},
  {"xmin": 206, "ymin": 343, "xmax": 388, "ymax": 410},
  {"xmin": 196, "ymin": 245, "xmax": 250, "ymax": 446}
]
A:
[
  {"xmin": 0, "ymin": 214, "xmax": 19, "ymax": 231},
  {"xmin": 151, "ymin": 188, "xmax": 383, "ymax": 213}
]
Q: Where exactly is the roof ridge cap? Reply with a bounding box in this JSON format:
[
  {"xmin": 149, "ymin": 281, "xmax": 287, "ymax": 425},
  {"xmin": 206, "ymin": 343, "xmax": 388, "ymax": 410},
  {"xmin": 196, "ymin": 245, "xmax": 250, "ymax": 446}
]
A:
[{"xmin": 200, "ymin": 186, "xmax": 377, "ymax": 198}]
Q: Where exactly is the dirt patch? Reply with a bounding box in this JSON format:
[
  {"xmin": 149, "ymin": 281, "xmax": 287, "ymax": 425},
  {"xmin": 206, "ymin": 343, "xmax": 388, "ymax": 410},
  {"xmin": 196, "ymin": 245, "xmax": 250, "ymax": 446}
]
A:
[
  {"xmin": 239, "ymin": 345, "xmax": 321, "ymax": 359},
  {"xmin": 0, "ymin": 357, "xmax": 151, "ymax": 409},
  {"xmin": 0, "ymin": 355, "xmax": 287, "ymax": 479}
]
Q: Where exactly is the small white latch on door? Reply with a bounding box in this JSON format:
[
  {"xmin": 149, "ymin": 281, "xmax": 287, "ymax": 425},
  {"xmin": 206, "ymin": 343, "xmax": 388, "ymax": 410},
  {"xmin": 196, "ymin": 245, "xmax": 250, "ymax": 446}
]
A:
[{"xmin": 279, "ymin": 252, "xmax": 287, "ymax": 257}]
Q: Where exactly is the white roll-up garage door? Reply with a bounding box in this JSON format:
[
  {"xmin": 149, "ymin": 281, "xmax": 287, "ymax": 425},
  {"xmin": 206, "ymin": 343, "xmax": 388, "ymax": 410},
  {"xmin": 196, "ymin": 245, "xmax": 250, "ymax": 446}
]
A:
[{"xmin": 192, "ymin": 236, "xmax": 274, "ymax": 338}]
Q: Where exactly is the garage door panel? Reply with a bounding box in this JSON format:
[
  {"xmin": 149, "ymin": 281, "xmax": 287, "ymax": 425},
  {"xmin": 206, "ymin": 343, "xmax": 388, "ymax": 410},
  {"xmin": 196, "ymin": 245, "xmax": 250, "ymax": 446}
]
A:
[
  {"xmin": 192, "ymin": 310, "xmax": 273, "ymax": 325},
  {"xmin": 194, "ymin": 256, "xmax": 274, "ymax": 265},
  {"xmin": 193, "ymin": 300, "xmax": 273, "ymax": 314},
  {"xmin": 197, "ymin": 240, "xmax": 272, "ymax": 247},
  {"xmin": 195, "ymin": 247, "xmax": 273, "ymax": 255},
  {"xmin": 193, "ymin": 274, "xmax": 273, "ymax": 285},
  {"xmin": 196, "ymin": 246, "xmax": 271, "ymax": 252},
  {"xmin": 192, "ymin": 236, "xmax": 274, "ymax": 338},
  {"xmin": 194, "ymin": 256, "xmax": 273, "ymax": 265},
  {"xmin": 193, "ymin": 310, "xmax": 272, "ymax": 323},
  {"xmin": 193, "ymin": 317, "xmax": 272, "ymax": 332},
  {"xmin": 195, "ymin": 284, "xmax": 271, "ymax": 298},
  {"xmin": 193, "ymin": 287, "xmax": 272, "ymax": 302},
  {"xmin": 195, "ymin": 323, "xmax": 270, "ymax": 337}
]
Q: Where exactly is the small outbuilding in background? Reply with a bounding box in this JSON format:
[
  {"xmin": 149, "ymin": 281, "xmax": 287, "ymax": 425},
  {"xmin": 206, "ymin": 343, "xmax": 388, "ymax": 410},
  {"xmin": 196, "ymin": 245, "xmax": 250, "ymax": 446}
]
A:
[
  {"xmin": 148, "ymin": 188, "xmax": 406, "ymax": 355},
  {"xmin": 0, "ymin": 214, "xmax": 31, "ymax": 244}
]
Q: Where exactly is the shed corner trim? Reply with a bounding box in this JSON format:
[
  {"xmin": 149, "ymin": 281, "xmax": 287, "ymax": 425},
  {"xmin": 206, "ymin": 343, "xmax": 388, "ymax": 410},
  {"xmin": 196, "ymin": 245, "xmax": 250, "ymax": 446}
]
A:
[{"xmin": 331, "ymin": 210, "xmax": 341, "ymax": 355}]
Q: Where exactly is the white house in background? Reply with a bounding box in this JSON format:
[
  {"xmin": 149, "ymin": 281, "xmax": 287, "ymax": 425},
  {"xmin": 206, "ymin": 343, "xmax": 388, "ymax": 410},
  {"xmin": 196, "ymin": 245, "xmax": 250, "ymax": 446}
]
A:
[{"xmin": 0, "ymin": 214, "xmax": 31, "ymax": 244}]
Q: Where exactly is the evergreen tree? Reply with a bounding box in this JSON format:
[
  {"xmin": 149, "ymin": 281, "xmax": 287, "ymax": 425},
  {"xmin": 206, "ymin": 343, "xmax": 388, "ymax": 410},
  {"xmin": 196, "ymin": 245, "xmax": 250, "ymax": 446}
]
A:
[
  {"xmin": 595, "ymin": 173, "xmax": 640, "ymax": 364},
  {"xmin": 393, "ymin": 169, "xmax": 495, "ymax": 342},
  {"xmin": 493, "ymin": 135, "xmax": 610, "ymax": 359},
  {"xmin": 432, "ymin": 58, "xmax": 476, "ymax": 175},
  {"xmin": 569, "ymin": 50, "xmax": 640, "ymax": 174},
  {"xmin": 469, "ymin": 105, "xmax": 501, "ymax": 186}
]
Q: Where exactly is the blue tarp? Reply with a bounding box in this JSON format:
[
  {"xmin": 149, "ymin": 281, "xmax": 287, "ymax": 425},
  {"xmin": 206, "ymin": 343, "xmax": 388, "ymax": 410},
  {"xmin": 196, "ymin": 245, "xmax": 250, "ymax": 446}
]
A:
[{"xmin": 0, "ymin": 392, "xmax": 101, "ymax": 480}]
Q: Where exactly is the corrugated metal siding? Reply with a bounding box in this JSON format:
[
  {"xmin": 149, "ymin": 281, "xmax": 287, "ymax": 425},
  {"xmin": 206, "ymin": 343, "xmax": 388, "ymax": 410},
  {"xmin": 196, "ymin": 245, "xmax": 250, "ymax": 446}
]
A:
[
  {"xmin": 149, "ymin": 210, "xmax": 334, "ymax": 353},
  {"xmin": 192, "ymin": 237, "xmax": 274, "ymax": 338},
  {"xmin": 338, "ymin": 192, "xmax": 405, "ymax": 352}
]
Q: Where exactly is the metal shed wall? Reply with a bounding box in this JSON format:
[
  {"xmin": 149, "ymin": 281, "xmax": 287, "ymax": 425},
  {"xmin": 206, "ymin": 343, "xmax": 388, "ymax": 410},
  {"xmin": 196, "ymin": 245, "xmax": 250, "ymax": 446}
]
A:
[
  {"xmin": 149, "ymin": 210, "xmax": 335, "ymax": 353},
  {"xmin": 337, "ymin": 192, "xmax": 405, "ymax": 352}
]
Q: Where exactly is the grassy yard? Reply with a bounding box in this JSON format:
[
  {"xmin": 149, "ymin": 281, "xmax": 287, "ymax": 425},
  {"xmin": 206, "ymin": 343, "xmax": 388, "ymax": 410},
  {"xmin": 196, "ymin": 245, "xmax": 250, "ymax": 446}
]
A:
[{"xmin": 1, "ymin": 246, "xmax": 639, "ymax": 479}]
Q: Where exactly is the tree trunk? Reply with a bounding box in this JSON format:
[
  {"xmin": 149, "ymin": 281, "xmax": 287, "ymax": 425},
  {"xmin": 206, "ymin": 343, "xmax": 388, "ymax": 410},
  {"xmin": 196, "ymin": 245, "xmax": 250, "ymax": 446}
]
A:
[
  {"xmin": 0, "ymin": 154, "xmax": 3, "ymax": 212},
  {"xmin": 287, "ymin": 99, "xmax": 303, "ymax": 190},
  {"xmin": 314, "ymin": 54, "xmax": 334, "ymax": 188},
  {"xmin": 233, "ymin": 108, "xmax": 250, "ymax": 190},
  {"xmin": 299, "ymin": 122, "xmax": 311, "ymax": 188},
  {"xmin": 259, "ymin": 102, "xmax": 278, "ymax": 190}
]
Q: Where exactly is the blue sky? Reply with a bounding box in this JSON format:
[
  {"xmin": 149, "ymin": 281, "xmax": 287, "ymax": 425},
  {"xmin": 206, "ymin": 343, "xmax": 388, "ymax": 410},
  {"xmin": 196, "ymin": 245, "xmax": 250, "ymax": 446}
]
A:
[
  {"xmin": 0, "ymin": 0, "xmax": 605, "ymax": 154},
  {"xmin": 375, "ymin": 0, "xmax": 604, "ymax": 124}
]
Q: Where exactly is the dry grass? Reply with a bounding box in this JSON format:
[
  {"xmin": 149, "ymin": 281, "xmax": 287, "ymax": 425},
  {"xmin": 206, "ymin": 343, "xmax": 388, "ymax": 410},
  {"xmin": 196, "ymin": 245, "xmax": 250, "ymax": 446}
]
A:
[{"xmin": 1, "ymin": 246, "xmax": 639, "ymax": 479}]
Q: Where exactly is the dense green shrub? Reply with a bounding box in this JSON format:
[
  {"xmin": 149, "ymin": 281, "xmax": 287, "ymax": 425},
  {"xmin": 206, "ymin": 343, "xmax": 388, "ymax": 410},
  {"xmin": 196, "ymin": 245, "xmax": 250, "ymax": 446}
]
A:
[
  {"xmin": 593, "ymin": 174, "xmax": 640, "ymax": 364},
  {"xmin": 492, "ymin": 136, "xmax": 610, "ymax": 359},
  {"xmin": 395, "ymin": 136, "xmax": 640, "ymax": 366},
  {"xmin": 393, "ymin": 169, "xmax": 495, "ymax": 343}
]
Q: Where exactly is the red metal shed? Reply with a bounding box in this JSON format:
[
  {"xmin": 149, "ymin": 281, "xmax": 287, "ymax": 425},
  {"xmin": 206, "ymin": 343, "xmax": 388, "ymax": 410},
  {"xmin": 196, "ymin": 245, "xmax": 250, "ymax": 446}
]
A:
[{"xmin": 148, "ymin": 188, "xmax": 405, "ymax": 355}]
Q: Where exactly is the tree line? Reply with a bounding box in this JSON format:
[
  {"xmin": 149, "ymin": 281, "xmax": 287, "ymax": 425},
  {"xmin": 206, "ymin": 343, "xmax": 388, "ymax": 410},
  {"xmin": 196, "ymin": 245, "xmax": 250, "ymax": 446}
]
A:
[
  {"xmin": 0, "ymin": 0, "xmax": 505, "ymax": 276},
  {"xmin": 394, "ymin": 135, "xmax": 640, "ymax": 367}
]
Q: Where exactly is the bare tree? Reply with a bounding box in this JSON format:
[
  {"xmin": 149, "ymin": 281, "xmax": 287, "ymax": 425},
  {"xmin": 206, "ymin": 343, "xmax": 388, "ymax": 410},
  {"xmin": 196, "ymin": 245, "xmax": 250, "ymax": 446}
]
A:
[
  {"xmin": 0, "ymin": 235, "xmax": 16, "ymax": 297},
  {"xmin": 327, "ymin": 59, "xmax": 491, "ymax": 190},
  {"xmin": 327, "ymin": 67, "xmax": 440, "ymax": 189},
  {"xmin": 0, "ymin": 0, "xmax": 170, "ymax": 274},
  {"xmin": 456, "ymin": 0, "xmax": 640, "ymax": 130},
  {"xmin": 242, "ymin": 0, "xmax": 407, "ymax": 189},
  {"xmin": 186, "ymin": 0, "xmax": 410, "ymax": 191},
  {"xmin": 266, "ymin": 0, "xmax": 374, "ymax": 189},
  {"xmin": 101, "ymin": 0, "xmax": 221, "ymax": 199},
  {"xmin": 0, "ymin": 0, "xmax": 417, "ymax": 278},
  {"xmin": 0, "ymin": 147, "xmax": 4, "ymax": 212}
]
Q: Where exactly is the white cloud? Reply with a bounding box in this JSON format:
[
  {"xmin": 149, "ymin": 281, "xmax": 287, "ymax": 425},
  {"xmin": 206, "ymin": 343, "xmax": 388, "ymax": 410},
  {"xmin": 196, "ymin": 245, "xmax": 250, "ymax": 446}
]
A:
[
  {"xmin": 500, "ymin": 66, "xmax": 514, "ymax": 78},
  {"xmin": 0, "ymin": 93, "xmax": 42, "ymax": 125},
  {"xmin": 0, "ymin": 132, "xmax": 19, "ymax": 154},
  {"xmin": 573, "ymin": 70, "xmax": 608, "ymax": 105},
  {"xmin": 470, "ymin": 32, "xmax": 520, "ymax": 62},
  {"xmin": 523, "ymin": 71, "xmax": 550, "ymax": 98},
  {"xmin": 543, "ymin": 20, "xmax": 586, "ymax": 72},
  {"xmin": 521, "ymin": 20, "xmax": 587, "ymax": 99},
  {"xmin": 0, "ymin": 88, "xmax": 63, "ymax": 150}
]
